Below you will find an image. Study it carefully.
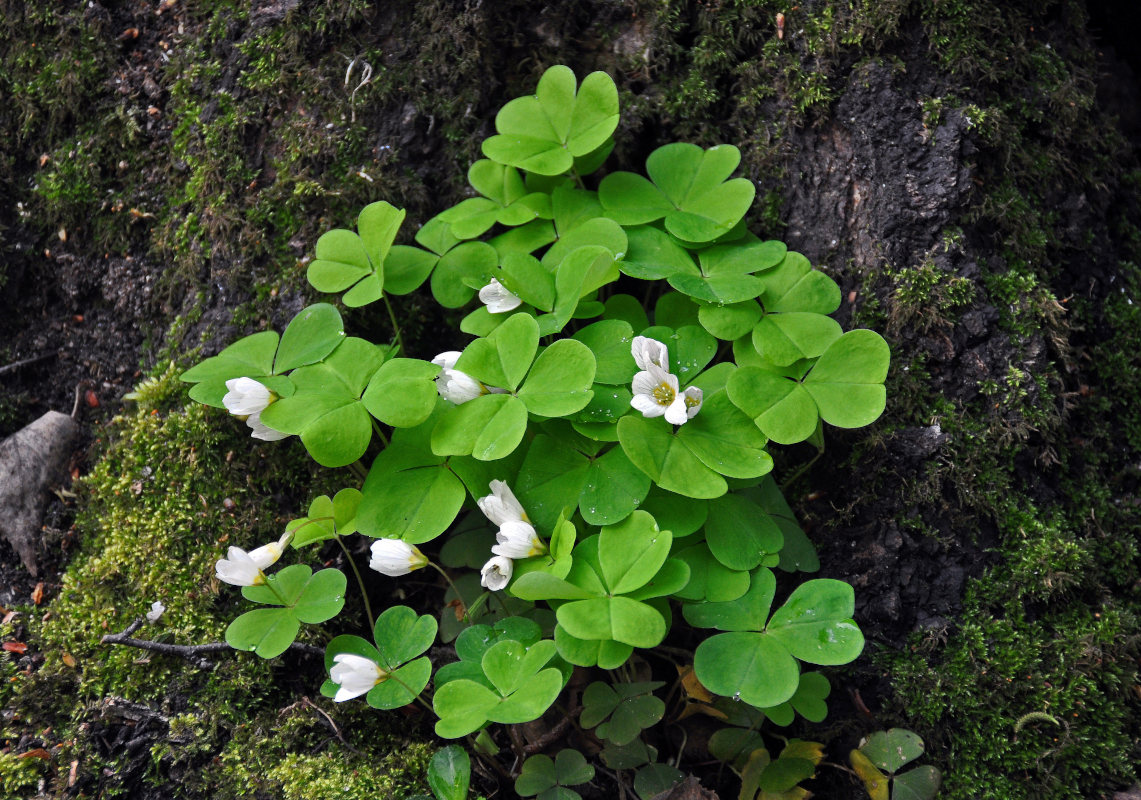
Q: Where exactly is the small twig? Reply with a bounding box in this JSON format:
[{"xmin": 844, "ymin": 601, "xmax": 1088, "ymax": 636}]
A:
[
  {"xmin": 0, "ymin": 353, "xmax": 54, "ymax": 377},
  {"xmin": 507, "ymin": 723, "xmax": 527, "ymax": 771},
  {"xmin": 71, "ymin": 382, "xmax": 86, "ymax": 419},
  {"xmin": 467, "ymin": 733, "xmax": 515, "ymax": 783},
  {"xmin": 595, "ymin": 764, "xmax": 627, "ymax": 800},
  {"xmin": 101, "ymin": 616, "xmax": 323, "ymax": 668},
  {"xmin": 522, "ymin": 715, "xmax": 573, "ymax": 755},
  {"xmin": 298, "ymin": 696, "xmax": 362, "ymax": 755}
]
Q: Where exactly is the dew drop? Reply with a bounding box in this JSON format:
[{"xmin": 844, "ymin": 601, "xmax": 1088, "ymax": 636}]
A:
[{"xmin": 732, "ymin": 692, "xmax": 741, "ymax": 701}]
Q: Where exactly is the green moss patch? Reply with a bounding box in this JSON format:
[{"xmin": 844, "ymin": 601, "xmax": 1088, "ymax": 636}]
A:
[{"xmin": 2, "ymin": 367, "xmax": 431, "ymax": 796}]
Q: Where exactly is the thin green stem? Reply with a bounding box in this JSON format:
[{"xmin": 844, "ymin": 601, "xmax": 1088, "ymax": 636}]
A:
[
  {"xmin": 370, "ymin": 417, "xmax": 390, "ymax": 447},
  {"xmin": 467, "ymin": 734, "xmax": 514, "ymax": 780},
  {"xmin": 381, "ymin": 291, "xmax": 406, "ymax": 356},
  {"xmin": 427, "ymin": 561, "xmax": 466, "ymax": 612},
  {"xmin": 348, "ymin": 460, "xmax": 368, "ymax": 482},
  {"xmin": 779, "ymin": 450, "xmax": 823, "ymax": 495},
  {"xmin": 381, "ymin": 669, "xmax": 436, "ymax": 716},
  {"xmin": 287, "ymin": 515, "xmax": 333, "ymax": 540},
  {"xmin": 463, "ymin": 590, "xmax": 492, "ymax": 623},
  {"xmin": 334, "ymin": 533, "xmax": 375, "ymax": 632}
]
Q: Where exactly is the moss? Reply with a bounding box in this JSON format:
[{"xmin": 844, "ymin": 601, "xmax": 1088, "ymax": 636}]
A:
[
  {"xmin": 190, "ymin": 703, "xmax": 433, "ymax": 799},
  {"xmin": 886, "ymin": 255, "xmax": 977, "ymax": 336},
  {"xmin": 0, "ymin": 751, "xmax": 45, "ymax": 797},
  {"xmin": 884, "ymin": 496, "xmax": 1139, "ymax": 800},
  {"xmin": 2, "ymin": 365, "xmax": 430, "ymax": 796}
]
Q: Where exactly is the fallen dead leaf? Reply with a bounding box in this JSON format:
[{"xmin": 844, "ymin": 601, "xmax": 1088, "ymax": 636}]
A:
[
  {"xmin": 62, "ymin": 652, "xmax": 77, "ymax": 668},
  {"xmin": 32, "ymin": 582, "xmax": 44, "ymax": 605},
  {"xmin": 678, "ymin": 665, "xmax": 714, "ymax": 703},
  {"xmin": 3, "ymin": 642, "xmax": 28, "ymax": 654},
  {"xmin": 17, "ymin": 748, "xmax": 50, "ymax": 760}
]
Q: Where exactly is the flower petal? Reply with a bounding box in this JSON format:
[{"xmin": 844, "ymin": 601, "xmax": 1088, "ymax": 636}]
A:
[
  {"xmin": 631, "ymin": 336, "xmax": 670, "ymax": 371},
  {"xmin": 330, "ymin": 653, "xmax": 384, "ymax": 701},
  {"xmin": 664, "ymin": 395, "xmax": 691, "ymax": 425},
  {"xmin": 480, "ymin": 556, "xmax": 513, "ymax": 591},
  {"xmin": 479, "ymin": 279, "xmax": 522, "ymax": 313},
  {"xmin": 223, "ymin": 377, "xmax": 272, "ymax": 416},
  {"xmin": 246, "ymin": 411, "xmax": 289, "ymax": 441},
  {"xmin": 431, "ymin": 351, "xmax": 462, "ymax": 370},
  {"xmin": 631, "ymin": 394, "xmax": 667, "ymax": 417},
  {"xmin": 369, "ymin": 539, "xmax": 427, "ymax": 576}
]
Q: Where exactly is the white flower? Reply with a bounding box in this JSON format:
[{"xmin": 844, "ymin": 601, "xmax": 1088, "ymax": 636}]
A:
[
  {"xmin": 631, "ymin": 363, "xmax": 680, "ymax": 420},
  {"xmin": 480, "ymin": 556, "xmax": 513, "ymax": 591},
  {"xmin": 492, "ymin": 520, "xmax": 547, "ymax": 559},
  {"xmin": 432, "ymin": 351, "xmax": 490, "ymax": 404},
  {"xmin": 680, "ymin": 386, "xmax": 703, "ymax": 420},
  {"xmin": 145, "ymin": 601, "xmax": 165, "ymax": 623},
  {"xmin": 477, "ymin": 480, "xmax": 530, "ymax": 527},
  {"xmin": 478, "ymin": 278, "xmax": 522, "ymax": 313},
  {"xmin": 249, "ymin": 531, "xmax": 292, "ymax": 568},
  {"xmin": 368, "ymin": 539, "xmax": 429, "ymax": 577},
  {"xmin": 478, "ymin": 480, "xmax": 546, "ymax": 559},
  {"xmin": 223, "ymin": 377, "xmax": 289, "ymax": 440},
  {"xmin": 630, "ymin": 364, "xmax": 702, "ymax": 425},
  {"xmin": 631, "ymin": 336, "xmax": 670, "ymax": 371},
  {"xmin": 215, "ymin": 547, "xmax": 265, "ymax": 586},
  {"xmin": 245, "ymin": 410, "xmax": 289, "ymax": 441},
  {"xmin": 329, "ymin": 653, "xmax": 387, "ymax": 702},
  {"xmin": 436, "ymin": 369, "xmax": 486, "ymax": 404},
  {"xmin": 223, "ymin": 377, "xmax": 273, "ymax": 416},
  {"xmin": 431, "ymin": 351, "xmax": 463, "ymax": 370},
  {"xmin": 215, "ymin": 532, "xmax": 290, "ymax": 586}
]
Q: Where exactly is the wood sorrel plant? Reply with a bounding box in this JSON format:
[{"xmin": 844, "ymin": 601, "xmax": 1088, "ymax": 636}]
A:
[{"xmin": 181, "ymin": 65, "xmax": 890, "ymax": 794}]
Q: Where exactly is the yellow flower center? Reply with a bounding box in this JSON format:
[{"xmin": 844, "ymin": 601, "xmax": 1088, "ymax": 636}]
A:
[{"xmin": 651, "ymin": 382, "xmax": 676, "ymax": 406}]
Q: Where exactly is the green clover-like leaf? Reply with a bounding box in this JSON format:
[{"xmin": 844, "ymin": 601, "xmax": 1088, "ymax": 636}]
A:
[
  {"xmin": 703, "ymin": 493, "xmax": 784, "ymax": 571},
  {"xmin": 757, "ymin": 250, "xmax": 841, "ymax": 314},
  {"xmin": 260, "ymin": 337, "xmax": 386, "ymax": 467},
  {"xmin": 516, "ymin": 750, "xmax": 595, "ymax": 800},
  {"xmin": 357, "ymin": 457, "xmax": 466, "ymax": 544},
  {"xmin": 617, "ymin": 415, "xmax": 727, "ymax": 500},
  {"xmin": 228, "ymin": 565, "xmax": 346, "ymax": 658},
  {"xmin": 482, "ymin": 66, "xmax": 619, "ymax": 176},
  {"xmin": 427, "ymin": 746, "xmax": 471, "ymax": 800},
  {"xmin": 180, "ymin": 331, "xmax": 287, "ymax": 408},
  {"xmin": 362, "ymin": 358, "xmax": 441, "ymax": 428},
  {"xmin": 307, "ymin": 202, "xmax": 405, "ymax": 307},
  {"xmin": 580, "ymin": 681, "xmax": 666, "ymax": 745},
  {"xmin": 687, "ymin": 572, "xmax": 862, "ymax": 707},
  {"xmin": 893, "ymin": 766, "xmax": 942, "ymax": 800},
  {"xmin": 599, "ymin": 143, "xmax": 756, "ymax": 243},
  {"xmin": 803, "ymin": 329, "xmax": 890, "ymax": 428},
  {"xmin": 860, "ymin": 729, "xmax": 925, "ymax": 774}
]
